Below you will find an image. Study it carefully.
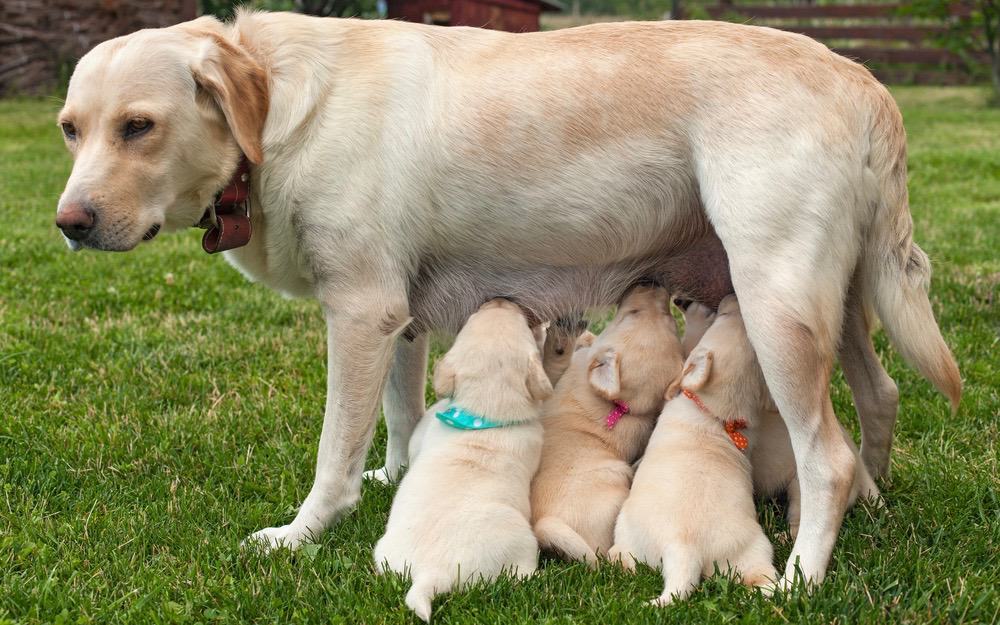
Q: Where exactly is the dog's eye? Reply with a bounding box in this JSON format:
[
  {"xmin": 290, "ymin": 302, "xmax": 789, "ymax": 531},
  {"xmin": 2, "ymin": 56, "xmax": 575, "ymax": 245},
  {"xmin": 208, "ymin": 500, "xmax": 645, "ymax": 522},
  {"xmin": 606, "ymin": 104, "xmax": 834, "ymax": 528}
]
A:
[
  {"xmin": 61, "ymin": 122, "xmax": 77, "ymax": 140},
  {"xmin": 124, "ymin": 118, "xmax": 153, "ymax": 139}
]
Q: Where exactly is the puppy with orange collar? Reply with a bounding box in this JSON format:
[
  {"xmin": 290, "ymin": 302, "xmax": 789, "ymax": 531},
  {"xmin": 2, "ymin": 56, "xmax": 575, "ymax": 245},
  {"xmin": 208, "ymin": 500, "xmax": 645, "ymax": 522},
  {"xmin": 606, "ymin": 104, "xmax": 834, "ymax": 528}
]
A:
[{"xmin": 610, "ymin": 296, "xmax": 776, "ymax": 604}]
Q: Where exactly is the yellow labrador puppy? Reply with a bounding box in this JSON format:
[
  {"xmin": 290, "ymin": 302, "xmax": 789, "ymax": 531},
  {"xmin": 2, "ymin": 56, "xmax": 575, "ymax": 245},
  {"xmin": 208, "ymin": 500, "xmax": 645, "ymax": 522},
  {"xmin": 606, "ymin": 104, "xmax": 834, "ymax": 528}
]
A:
[
  {"xmin": 373, "ymin": 299, "xmax": 551, "ymax": 622},
  {"xmin": 678, "ymin": 299, "xmax": 881, "ymax": 537},
  {"xmin": 531, "ymin": 284, "xmax": 684, "ymax": 564},
  {"xmin": 541, "ymin": 315, "xmax": 594, "ymax": 386},
  {"xmin": 610, "ymin": 295, "xmax": 776, "ymax": 604}
]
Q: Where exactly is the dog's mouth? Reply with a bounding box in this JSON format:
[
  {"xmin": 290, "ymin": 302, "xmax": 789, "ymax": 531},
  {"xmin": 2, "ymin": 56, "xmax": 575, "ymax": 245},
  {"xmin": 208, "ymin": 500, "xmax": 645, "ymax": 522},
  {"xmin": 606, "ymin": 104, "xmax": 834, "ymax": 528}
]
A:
[{"xmin": 142, "ymin": 224, "xmax": 161, "ymax": 242}]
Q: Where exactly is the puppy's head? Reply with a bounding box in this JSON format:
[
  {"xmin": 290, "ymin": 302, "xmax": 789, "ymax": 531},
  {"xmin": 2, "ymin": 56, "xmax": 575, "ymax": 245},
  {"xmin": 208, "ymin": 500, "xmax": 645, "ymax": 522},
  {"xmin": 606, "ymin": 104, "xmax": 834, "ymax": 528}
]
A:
[
  {"xmin": 678, "ymin": 299, "xmax": 717, "ymax": 357},
  {"xmin": 542, "ymin": 314, "xmax": 590, "ymax": 386},
  {"xmin": 55, "ymin": 17, "xmax": 268, "ymax": 251},
  {"xmin": 671, "ymin": 295, "xmax": 770, "ymax": 417},
  {"xmin": 586, "ymin": 284, "xmax": 684, "ymax": 416},
  {"xmin": 433, "ymin": 299, "xmax": 552, "ymax": 411}
]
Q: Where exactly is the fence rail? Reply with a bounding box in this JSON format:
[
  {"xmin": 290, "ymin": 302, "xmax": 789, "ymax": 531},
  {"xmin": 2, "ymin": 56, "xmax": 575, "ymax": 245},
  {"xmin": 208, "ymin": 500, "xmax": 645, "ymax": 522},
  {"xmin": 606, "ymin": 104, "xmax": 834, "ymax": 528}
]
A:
[{"xmin": 700, "ymin": 1, "xmax": 983, "ymax": 84}]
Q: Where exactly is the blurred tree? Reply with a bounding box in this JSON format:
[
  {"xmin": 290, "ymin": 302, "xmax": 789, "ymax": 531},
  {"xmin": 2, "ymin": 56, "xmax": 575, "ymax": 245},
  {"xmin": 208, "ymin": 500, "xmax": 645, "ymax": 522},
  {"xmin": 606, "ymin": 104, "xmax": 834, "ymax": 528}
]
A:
[
  {"xmin": 200, "ymin": 0, "xmax": 377, "ymax": 19},
  {"xmin": 904, "ymin": 0, "xmax": 999, "ymax": 100}
]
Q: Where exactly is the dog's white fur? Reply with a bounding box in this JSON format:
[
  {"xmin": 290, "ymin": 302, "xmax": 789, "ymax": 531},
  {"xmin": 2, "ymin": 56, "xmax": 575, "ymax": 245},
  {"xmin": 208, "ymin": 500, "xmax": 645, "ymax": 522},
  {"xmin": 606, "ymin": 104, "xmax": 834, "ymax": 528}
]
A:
[
  {"xmin": 373, "ymin": 299, "xmax": 549, "ymax": 621},
  {"xmin": 58, "ymin": 12, "xmax": 961, "ymax": 584},
  {"xmin": 531, "ymin": 285, "xmax": 684, "ymax": 564},
  {"xmin": 610, "ymin": 296, "xmax": 776, "ymax": 604}
]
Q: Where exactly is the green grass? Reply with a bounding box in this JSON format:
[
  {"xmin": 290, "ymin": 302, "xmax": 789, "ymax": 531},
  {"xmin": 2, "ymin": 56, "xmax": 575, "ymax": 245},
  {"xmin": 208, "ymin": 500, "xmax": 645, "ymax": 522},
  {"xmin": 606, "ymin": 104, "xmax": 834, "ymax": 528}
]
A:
[{"xmin": 1, "ymin": 86, "xmax": 998, "ymax": 624}]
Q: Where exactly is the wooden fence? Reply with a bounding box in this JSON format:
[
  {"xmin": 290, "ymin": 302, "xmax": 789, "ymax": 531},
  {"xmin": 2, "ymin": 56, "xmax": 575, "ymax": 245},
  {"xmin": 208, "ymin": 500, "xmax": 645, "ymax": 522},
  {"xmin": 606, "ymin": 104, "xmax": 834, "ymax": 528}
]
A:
[
  {"xmin": 699, "ymin": 1, "xmax": 986, "ymax": 84},
  {"xmin": 1, "ymin": 0, "xmax": 197, "ymax": 96}
]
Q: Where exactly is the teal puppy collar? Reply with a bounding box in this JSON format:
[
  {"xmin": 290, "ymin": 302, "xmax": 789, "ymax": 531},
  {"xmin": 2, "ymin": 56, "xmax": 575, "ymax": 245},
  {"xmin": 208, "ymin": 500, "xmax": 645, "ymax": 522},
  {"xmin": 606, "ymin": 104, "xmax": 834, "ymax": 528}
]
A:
[{"xmin": 435, "ymin": 405, "xmax": 517, "ymax": 430}]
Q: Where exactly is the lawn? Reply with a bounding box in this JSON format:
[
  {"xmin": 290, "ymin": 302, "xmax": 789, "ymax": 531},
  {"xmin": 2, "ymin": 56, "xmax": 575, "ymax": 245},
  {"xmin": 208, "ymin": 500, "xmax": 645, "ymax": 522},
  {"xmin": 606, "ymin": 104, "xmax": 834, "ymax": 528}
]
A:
[{"xmin": 1, "ymin": 86, "xmax": 998, "ymax": 625}]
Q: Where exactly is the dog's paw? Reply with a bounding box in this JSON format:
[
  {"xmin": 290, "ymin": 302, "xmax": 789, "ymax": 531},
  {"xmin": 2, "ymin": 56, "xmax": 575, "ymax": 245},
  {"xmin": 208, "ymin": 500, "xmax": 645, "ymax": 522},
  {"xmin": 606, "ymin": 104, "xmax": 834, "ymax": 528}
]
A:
[
  {"xmin": 362, "ymin": 466, "xmax": 396, "ymax": 484},
  {"xmin": 242, "ymin": 525, "xmax": 313, "ymax": 552},
  {"xmin": 647, "ymin": 594, "xmax": 674, "ymax": 607}
]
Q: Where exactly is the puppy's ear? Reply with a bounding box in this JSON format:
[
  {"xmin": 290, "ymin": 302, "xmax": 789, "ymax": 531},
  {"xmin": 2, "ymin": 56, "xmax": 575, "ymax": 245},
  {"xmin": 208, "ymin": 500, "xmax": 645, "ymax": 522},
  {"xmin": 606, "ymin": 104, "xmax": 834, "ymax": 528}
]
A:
[
  {"xmin": 588, "ymin": 347, "xmax": 621, "ymax": 400},
  {"xmin": 664, "ymin": 377, "xmax": 683, "ymax": 401},
  {"xmin": 190, "ymin": 30, "xmax": 269, "ymax": 164},
  {"xmin": 680, "ymin": 349, "xmax": 713, "ymax": 392},
  {"xmin": 526, "ymin": 353, "xmax": 554, "ymax": 402},
  {"xmin": 575, "ymin": 330, "xmax": 597, "ymax": 351},
  {"xmin": 432, "ymin": 356, "xmax": 456, "ymax": 398}
]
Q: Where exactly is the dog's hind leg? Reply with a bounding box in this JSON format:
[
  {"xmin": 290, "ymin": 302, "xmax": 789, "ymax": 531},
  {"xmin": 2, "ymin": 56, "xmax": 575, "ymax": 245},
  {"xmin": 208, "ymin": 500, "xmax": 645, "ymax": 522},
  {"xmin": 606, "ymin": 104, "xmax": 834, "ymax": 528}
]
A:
[
  {"xmin": 839, "ymin": 290, "xmax": 899, "ymax": 481},
  {"xmin": 365, "ymin": 333, "xmax": 429, "ymax": 484},
  {"xmin": 702, "ymin": 157, "xmax": 860, "ymax": 587}
]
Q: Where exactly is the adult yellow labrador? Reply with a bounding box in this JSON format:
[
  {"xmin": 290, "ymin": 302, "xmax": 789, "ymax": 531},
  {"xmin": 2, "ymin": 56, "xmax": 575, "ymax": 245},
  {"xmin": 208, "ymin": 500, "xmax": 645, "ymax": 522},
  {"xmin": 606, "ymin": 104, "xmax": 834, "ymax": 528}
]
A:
[{"xmin": 55, "ymin": 11, "xmax": 960, "ymax": 587}]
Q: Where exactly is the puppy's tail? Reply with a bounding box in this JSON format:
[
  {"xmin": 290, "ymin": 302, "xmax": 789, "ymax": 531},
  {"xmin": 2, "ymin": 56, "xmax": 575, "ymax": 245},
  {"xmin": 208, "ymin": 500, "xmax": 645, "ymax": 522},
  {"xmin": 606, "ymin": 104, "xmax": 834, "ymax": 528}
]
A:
[
  {"xmin": 405, "ymin": 573, "xmax": 449, "ymax": 623},
  {"xmin": 863, "ymin": 87, "xmax": 961, "ymax": 412},
  {"xmin": 533, "ymin": 516, "xmax": 599, "ymax": 567}
]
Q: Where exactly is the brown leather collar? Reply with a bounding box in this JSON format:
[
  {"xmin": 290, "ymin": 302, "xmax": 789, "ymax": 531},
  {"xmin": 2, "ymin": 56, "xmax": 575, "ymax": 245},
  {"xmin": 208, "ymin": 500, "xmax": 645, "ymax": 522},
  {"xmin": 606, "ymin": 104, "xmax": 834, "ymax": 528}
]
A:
[{"xmin": 198, "ymin": 157, "xmax": 252, "ymax": 254}]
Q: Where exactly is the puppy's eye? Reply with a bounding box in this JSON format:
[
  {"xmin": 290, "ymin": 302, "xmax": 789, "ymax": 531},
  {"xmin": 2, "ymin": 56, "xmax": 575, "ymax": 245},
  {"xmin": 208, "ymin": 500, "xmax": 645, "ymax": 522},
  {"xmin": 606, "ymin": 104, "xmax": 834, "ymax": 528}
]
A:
[
  {"xmin": 124, "ymin": 118, "xmax": 153, "ymax": 139},
  {"xmin": 61, "ymin": 122, "xmax": 77, "ymax": 140}
]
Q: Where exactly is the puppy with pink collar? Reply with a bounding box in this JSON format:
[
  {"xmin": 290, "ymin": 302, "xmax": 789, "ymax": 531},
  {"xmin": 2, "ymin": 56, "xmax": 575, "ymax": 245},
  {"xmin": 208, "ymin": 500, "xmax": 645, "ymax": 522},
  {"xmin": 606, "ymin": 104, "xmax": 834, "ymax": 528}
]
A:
[{"xmin": 530, "ymin": 284, "xmax": 685, "ymax": 564}]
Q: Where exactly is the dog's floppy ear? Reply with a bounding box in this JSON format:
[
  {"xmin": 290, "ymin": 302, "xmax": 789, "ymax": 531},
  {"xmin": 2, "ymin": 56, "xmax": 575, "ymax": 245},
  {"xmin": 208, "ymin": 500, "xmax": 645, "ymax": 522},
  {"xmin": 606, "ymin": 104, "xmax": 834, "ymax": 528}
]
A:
[
  {"xmin": 680, "ymin": 349, "xmax": 713, "ymax": 392},
  {"xmin": 588, "ymin": 347, "xmax": 621, "ymax": 400},
  {"xmin": 432, "ymin": 356, "xmax": 456, "ymax": 398},
  {"xmin": 190, "ymin": 30, "xmax": 269, "ymax": 164},
  {"xmin": 526, "ymin": 353, "xmax": 554, "ymax": 402}
]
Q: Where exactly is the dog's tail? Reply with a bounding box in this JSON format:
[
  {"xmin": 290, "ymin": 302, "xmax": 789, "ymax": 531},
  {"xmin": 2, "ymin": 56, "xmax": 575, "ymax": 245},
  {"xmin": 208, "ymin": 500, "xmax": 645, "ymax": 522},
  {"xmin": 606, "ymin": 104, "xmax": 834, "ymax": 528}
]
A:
[
  {"xmin": 862, "ymin": 86, "xmax": 961, "ymax": 412},
  {"xmin": 533, "ymin": 516, "xmax": 599, "ymax": 567},
  {"xmin": 405, "ymin": 572, "xmax": 450, "ymax": 623}
]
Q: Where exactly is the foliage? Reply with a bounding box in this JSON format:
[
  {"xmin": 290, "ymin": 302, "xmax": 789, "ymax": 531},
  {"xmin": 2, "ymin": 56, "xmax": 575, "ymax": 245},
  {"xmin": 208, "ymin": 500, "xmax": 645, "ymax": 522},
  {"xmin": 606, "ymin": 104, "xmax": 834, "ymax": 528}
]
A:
[
  {"xmin": 902, "ymin": 0, "xmax": 1000, "ymax": 100},
  {"xmin": 199, "ymin": 0, "xmax": 379, "ymax": 19}
]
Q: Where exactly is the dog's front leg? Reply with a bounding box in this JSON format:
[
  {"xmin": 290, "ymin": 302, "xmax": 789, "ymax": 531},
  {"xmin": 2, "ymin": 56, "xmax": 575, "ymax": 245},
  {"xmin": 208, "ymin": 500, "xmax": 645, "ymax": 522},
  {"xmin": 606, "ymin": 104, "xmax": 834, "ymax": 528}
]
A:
[
  {"xmin": 364, "ymin": 333, "xmax": 429, "ymax": 484},
  {"xmin": 247, "ymin": 290, "xmax": 411, "ymax": 550}
]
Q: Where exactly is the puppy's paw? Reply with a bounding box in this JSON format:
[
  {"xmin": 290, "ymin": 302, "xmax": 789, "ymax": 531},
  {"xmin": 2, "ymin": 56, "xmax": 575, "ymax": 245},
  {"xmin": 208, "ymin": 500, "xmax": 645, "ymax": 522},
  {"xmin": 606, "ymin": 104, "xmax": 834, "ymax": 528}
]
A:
[
  {"xmin": 362, "ymin": 466, "xmax": 396, "ymax": 484},
  {"xmin": 242, "ymin": 525, "xmax": 314, "ymax": 552}
]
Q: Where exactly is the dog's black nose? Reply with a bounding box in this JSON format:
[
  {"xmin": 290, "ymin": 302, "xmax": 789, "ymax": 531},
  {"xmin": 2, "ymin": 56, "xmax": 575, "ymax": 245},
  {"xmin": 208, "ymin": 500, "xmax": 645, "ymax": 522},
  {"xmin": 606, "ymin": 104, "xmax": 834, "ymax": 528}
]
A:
[{"xmin": 56, "ymin": 202, "xmax": 96, "ymax": 241}]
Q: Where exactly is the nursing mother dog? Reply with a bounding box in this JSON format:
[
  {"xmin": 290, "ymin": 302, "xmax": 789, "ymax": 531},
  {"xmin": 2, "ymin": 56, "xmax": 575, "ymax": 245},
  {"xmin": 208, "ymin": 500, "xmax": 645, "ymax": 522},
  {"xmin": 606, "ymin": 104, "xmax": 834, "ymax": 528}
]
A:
[{"xmin": 55, "ymin": 11, "xmax": 961, "ymax": 587}]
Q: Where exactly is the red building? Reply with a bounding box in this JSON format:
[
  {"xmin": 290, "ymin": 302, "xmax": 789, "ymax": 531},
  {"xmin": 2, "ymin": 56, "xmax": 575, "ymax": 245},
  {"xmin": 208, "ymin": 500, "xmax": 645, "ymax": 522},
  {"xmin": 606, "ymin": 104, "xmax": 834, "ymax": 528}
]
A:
[{"xmin": 387, "ymin": 0, "xmax": 562, "ymax": 33}]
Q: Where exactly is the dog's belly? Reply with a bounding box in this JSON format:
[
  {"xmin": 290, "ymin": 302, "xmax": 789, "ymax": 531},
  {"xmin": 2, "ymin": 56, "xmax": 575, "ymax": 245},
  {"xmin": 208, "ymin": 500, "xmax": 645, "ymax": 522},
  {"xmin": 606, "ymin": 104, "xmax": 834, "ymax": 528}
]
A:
[{"xmin": 407, "ymin": 232, "xmax": 732, "ymax": 335}]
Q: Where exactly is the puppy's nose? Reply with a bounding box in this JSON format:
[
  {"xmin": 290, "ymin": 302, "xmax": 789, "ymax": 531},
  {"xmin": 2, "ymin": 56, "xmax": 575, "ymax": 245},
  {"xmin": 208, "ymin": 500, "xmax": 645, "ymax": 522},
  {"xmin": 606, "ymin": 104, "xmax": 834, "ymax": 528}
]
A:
[{"xmin": 56, "ymin": 202, "xmax": 96, "ymax": 241}]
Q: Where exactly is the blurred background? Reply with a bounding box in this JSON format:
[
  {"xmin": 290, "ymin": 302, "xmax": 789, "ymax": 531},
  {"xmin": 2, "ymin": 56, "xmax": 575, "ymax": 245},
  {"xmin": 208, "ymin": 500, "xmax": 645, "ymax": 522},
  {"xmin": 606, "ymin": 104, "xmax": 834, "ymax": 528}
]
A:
[{"xmin": 1, "ymin": 0, "xmax": 997, "ymax": 99}]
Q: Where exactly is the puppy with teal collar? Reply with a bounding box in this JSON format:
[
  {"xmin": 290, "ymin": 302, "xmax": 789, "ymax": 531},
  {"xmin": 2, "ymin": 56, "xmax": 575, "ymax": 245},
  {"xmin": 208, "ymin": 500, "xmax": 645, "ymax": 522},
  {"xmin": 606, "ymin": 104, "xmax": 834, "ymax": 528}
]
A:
[{"xmin": 373, "ymin": 298, "xmax": 552, "ymax": 622}]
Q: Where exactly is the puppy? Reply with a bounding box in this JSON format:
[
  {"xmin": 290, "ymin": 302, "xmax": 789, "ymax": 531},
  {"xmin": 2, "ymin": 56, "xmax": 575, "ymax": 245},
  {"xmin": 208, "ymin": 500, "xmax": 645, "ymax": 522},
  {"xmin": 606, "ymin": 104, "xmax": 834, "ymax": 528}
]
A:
[
  {"xmin": 373, "ymin": 299, "xmax": 552, "ymax": 622},
  {"xmin": 542, "ymin": 314, "xmax": 594, "ymax": 386},
  {"xmin": 610, "ymin": 295, "xmax": 777, "ymax": 605},
  {"xmin": 676, "ymin": 299, "xmax": 717, "ymax": 357},
  {"xmin": 530, "ymin": 284, "xmax": 685, "ymax": 564},
  {"xmin": 678, "ymin": 300, "xmax": 881, "ymax": 536}
]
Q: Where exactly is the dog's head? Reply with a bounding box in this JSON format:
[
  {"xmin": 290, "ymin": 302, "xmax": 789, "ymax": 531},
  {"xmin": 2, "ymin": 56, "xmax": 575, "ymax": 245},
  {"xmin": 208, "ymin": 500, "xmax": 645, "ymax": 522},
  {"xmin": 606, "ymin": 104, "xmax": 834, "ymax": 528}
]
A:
[
  {"xmin": 55, "ymin": 17, "xmax": 268, "ymax": 251},
  {"xmin": 585, "ymin": 284, "xmax": 684, "ymax": 416}
]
